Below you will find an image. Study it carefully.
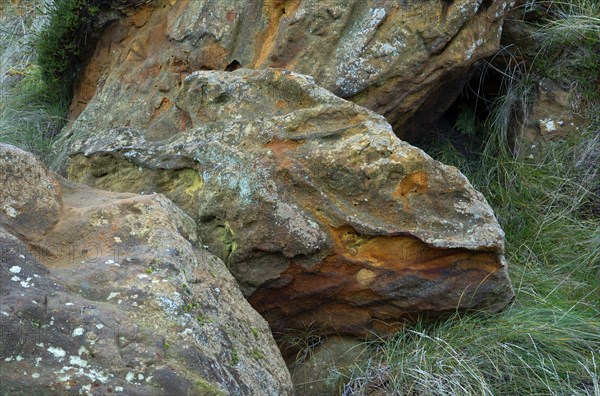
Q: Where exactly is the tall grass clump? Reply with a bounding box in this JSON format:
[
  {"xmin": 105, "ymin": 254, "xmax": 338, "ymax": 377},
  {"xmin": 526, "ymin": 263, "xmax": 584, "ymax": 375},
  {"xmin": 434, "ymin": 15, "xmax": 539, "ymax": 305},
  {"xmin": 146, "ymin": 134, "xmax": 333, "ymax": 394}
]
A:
[
  {"xmin": 0, "ymin": 0, "xmax": 121, "ymax": 163},
  {"xmin": 342, "ymin": 1, "xmax": 599, "ymax": 394}
]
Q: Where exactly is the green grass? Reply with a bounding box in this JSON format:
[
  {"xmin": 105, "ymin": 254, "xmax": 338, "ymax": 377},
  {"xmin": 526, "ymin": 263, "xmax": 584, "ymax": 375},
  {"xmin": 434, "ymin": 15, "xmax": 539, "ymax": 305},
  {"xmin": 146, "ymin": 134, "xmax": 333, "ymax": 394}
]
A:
[
  {"xmin": 0, "ymin": 0, "xmax": 121, "ymax": 164},
  {"xmin": 341, "ymin": 1, "xmax": 599, "ymax": 394},
  {"xmin": 0, "ymin": 0, "xmax": 69, "ymax": 163}
]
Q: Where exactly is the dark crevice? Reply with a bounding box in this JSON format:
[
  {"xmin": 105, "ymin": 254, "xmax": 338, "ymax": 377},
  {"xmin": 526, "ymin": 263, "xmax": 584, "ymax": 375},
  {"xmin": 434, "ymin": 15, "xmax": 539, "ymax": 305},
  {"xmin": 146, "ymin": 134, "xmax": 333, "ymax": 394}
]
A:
[
  {"xmin": 224, "ymin": 60, "xmax": 242, "ymax": 72},
  {"xmin": 412, "ymin": 62, "xmax": 506, "ymax": 153}
]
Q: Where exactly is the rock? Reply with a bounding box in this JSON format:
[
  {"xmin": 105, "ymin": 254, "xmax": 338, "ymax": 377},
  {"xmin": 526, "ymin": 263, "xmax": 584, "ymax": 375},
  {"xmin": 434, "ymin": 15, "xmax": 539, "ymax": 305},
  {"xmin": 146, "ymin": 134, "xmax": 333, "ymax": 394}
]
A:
[
  {"xmin": 0, "ymin": 144, "xmax": 62, "ymax": 239},
  {"xmin": 59, "ymin": 68, "xmax": 514, "ymax": 337},
  {"xmin": 62, "ymin": 0, "xmax": 512, "ymax": 143},
  {"xmin": 0, "ymin": 143, "xmax": 293, "ymax": 395},
  {"xmin": 511, "ymin": 78, "xmax": 586, "ymax": 158}
]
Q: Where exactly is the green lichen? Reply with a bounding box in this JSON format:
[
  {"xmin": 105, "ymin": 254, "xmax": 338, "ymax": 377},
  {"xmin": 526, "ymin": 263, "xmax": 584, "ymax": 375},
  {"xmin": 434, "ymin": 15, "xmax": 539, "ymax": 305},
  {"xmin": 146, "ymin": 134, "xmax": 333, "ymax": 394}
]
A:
[
  {"xmin": 230, "ymin": 347, "xmax": 239, "ymax": 366},
  {"xmin": 179, "ymin": 169, "xmax": 204, "ymax": 197},
  {"xmin": 215, "ymin": 222, "xmax": 237, "ymax": 263},
  {"xmin": 195, "ymin": 378, "xmax": 226, "ymax": 396},
  {"xmin": 252, "ymin": 349, "xmax": 265, "ymax": 360}
]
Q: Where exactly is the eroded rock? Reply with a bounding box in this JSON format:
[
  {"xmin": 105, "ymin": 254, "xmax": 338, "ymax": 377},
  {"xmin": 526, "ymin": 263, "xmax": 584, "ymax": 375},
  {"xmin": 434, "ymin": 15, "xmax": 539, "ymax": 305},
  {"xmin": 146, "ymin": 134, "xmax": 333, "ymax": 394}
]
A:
[
  {"xmin": 0, "ymin": 143, "xmax": 293, "ymax": 395},
  {"xmin": 59, "ymin": 68, "xmax": 514, "ymax": 336},
  {"xmin": 0, "ymin": 144, "xmax": 62, "ymax": 239},
  {"xmin": 63, "ymin": 0, "xmax": 512, "ymax": 142}
]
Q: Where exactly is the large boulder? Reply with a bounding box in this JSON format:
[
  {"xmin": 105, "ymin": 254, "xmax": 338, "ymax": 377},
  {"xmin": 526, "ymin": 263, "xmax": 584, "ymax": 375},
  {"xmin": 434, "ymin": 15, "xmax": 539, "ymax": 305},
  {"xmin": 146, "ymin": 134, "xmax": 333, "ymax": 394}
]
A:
[
  {"xmin": 0, "ymin": 144, "xmax": 62, "ymax": 239},
  {"xmin": 57, "ymin": 68, "xmax": 514, "ymax": 336},
  {"xmin": 65, "ymin": 0, "xmax": 513, "ymax": 140},
  {"xmin": 0, "ymin": 143, "xmax": 293, "ymax": 395}
]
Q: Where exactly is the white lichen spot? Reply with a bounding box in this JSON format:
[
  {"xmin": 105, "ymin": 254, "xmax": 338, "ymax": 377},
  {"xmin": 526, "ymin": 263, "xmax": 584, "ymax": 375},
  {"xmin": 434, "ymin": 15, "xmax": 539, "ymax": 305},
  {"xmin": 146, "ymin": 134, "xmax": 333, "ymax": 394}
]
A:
[
  {"xmin": 95, "ymin": 324, "xmax": 104, "ymax": 330},
  {"xmin": 540, "ymin": 118, "xmax": 557, "ymax": 132},
  {"xmin": 9, "ymin": 266, "xmax": 21, "ymax": 274},
  {"xmin": 47, "ymin": 346, "xmax": 66, "ymax": 360},
  {"xmin": 31, "ymin": 373, "xmax": 40, "ymax": 379},
  {"xmin": 72, "ymin": 328, "xmax": 85, "ymax": 337},
  {"xmin": 107, "ymin": 292, "xmax": 120, "ymax": 301},
  {"xmin": 114, "ymin": 237, "xmax": 122, "ymax": 243},
  {"xmin": 125, "ymin": 372, "xmax": 135, "ymax": 383},
  {"xmin": 1, "ymin": 311, "xmax": 9, "ymax": 316},
  {"xmin": 19, "ymin": 254, "xmax": 25, "ymax": 259},
  {"xmin": 465, "ymin": 39, "xmax": 484, "ymax": 60},
  {"xmin": 69, "ymin": 355, "xmax": 88, "ymax": 368},
  {"xmin": 35, "ymin": 357, "xmax": 42, "ymax": 366},
  {"xmin": 15, "ymin": 355, "xmax": 23, "ymax": 361},
  {"xmin": 65, "ymin": 302, "xmax": 74, "ymax": 306},
  {"xmin": 138, "ymin": 374, "xmax": 144, "ymax": 380},
  {"xmin": 11, "ymin": 276, "xmax": 20, "ymax": 282},
  {"xmin": 4, "ymin": 206, "xmax": 18, "ymax": 218},
  {"xmin": 105, "ymin": 259, "xmax": 115, "ymax": 265},
  {"xmin": 115, "ymin": 387, "xmax": 124, "ymax": 393}
]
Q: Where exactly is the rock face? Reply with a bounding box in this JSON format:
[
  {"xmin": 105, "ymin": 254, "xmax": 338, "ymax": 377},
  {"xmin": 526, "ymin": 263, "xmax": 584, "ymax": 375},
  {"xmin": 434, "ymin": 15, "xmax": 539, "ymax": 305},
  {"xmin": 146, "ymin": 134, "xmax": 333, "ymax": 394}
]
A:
[
  {"xmin": 0, "ymin": 143, "xmax": 293, "ymax": 395},
  {"xmin": 511, "ymin": 78, "xmax": 586, "ymax": 158},
  {"xmin": 58, "ymin": 68, "xmax": 514, "ymax": 336},
  {"xmin": 65, "ymin": 0, "xmax": 511, "ymax": 141}
]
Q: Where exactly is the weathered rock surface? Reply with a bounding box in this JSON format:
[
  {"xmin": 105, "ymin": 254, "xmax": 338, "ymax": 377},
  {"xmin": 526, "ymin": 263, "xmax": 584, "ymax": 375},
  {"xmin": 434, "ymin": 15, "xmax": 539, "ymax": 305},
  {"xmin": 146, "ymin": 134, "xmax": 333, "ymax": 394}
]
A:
[
  {"xmin": 58, "ymin": 68, "xmax": 514, "ymax": 336},
  {"xmin": 511, "ymin": 78, "xmax": 586, "ymax": 158},
  {"xmin": 0, "ymin": 143, "xmax": 293, "ymax": 395},
  {"xmin": 64, "ymin": 0, "xmax": 512, "ymax": 140}
]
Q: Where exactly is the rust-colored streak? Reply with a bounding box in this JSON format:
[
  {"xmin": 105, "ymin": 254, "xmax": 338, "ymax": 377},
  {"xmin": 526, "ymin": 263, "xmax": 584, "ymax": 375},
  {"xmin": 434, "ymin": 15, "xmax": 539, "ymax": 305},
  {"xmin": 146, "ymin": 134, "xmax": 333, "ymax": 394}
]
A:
[
  {"xmin": 250, "ymin": 222, "xmax": 503, "ymax": 336},
  {"xmin": 155, "ymin": 97, "xmax": 171, "ymax": 113},
  {"xmin": 253, "ymin": 0, "xmax": 302, "ymax": 67},
  {"xmin": 265, "ymin": 137, "xmax": 302, "ymax": 158},
  {"xmin": 178, "ymin": 109, "xmax": 193, "ymax": 131}
]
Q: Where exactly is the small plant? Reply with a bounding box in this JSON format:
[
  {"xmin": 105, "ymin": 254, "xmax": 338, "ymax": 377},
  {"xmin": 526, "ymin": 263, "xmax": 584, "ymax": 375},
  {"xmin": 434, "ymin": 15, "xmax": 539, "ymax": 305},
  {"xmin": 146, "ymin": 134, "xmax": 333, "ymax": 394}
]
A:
[
  {"xmin": 182, "ymin": 302, "xmax": 199, "ymax": 313},
  {"xmin": 252, "ymin": 349, "xmax": 265, "ymax": 360},
  {"xmin": 454, "ymin": 105, "xmax": 485, "ymax": 138},
  {"xmin": 276, "ymin": 324, "xmax": 325, "ymax": 368},
  {"xmin": 230, "ymin": 347, "xmax": 239, "ymax": 366},
  {"xmin": 196, "ymin": 314, "xmax": 212, "ymax": 325}
]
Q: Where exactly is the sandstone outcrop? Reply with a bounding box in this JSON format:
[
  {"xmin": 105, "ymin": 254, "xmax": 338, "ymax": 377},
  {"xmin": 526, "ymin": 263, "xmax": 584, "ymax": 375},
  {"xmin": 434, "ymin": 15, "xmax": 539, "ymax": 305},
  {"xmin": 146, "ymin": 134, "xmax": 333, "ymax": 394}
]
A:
[
  {"xmin": 65, "ymin": 0, "xmax": 512, "ymax": 140},
  {"xmin": 0, "ymin": 143, "xmax": 293, "ymax": 395},
  {"xmin": 57, "ymin": 68, "xmax": 515, "ymax": 336}
]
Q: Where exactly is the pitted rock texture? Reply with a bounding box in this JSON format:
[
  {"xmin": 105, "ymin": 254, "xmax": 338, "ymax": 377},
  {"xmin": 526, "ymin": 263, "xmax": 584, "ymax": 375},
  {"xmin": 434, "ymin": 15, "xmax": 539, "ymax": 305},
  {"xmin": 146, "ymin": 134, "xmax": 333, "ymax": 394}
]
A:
[
  {"xmin": 64, "ymin": 0, "xmax": 512, "ymax": 141},
  {"xmin": 0, "ymin": 144, "xmax": 293, "ymax": 395},
  {"xmin": 1, "ymin": 144, "xmax": 63, "ymax": 239},
  {"xmin": 59, "ymin": 68, "xmax": 514, "ymax": 336}
]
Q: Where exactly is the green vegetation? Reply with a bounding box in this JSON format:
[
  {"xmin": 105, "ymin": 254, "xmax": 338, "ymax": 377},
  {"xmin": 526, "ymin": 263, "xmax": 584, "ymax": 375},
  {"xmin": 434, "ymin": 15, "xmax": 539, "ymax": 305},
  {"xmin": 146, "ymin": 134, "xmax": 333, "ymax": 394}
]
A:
[
  {"xmin": 0, "ymin": 0, "xmax": 118, "ymax": 163},
  {"xmin": 252, "ymin": 349, "xmax": 265, "ymax": 360},
  {"xmin": 230, "ymin": 346, "xmax": 239, "ymax": 366},
  {"xmin": 341, "ymin": 1, "xmax": 599, "ymax": 394},
  {"xmin": 0, "ymin": 1, "xmax": 67, "ymax": 162}
]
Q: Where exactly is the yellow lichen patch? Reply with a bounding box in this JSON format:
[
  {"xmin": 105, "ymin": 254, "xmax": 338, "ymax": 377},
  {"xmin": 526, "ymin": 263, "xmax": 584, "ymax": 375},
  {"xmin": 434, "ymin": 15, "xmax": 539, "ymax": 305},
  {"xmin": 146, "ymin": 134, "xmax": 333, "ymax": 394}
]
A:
[
  {"xmin": 356, "ymin": 268, "xmax": 376, "ymax": 286},
  {"xmin": 174, "ymin": 169, "xmax": 204, "ymax": 197}
]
